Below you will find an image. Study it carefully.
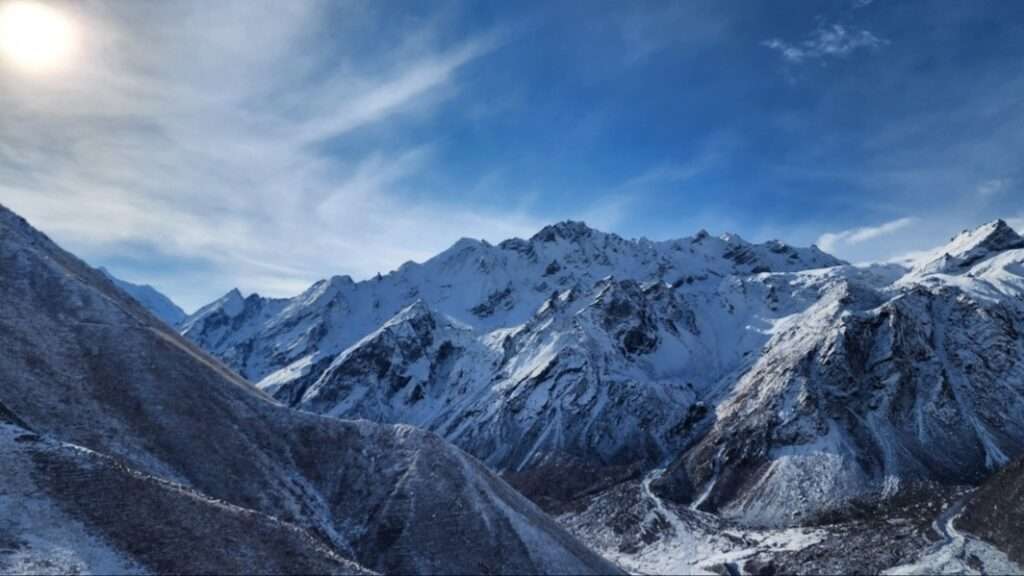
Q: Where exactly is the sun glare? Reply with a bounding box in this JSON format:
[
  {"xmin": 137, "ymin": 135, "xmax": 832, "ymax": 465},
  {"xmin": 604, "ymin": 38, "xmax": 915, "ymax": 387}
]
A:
[{"xmin": 0, "ymin": 1, "xmax": 77, "ymax": 74}]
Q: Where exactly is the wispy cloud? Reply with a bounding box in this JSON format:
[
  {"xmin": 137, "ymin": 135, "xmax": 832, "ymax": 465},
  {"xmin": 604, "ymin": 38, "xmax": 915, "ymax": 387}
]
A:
[
  {"xmin": 977, "ymin": 178, "xmax": 1012, "ymax": 198},
  {"xmin": 296, "ymin": 35, "xmax": 503, "ymax": 144},
  {"xmin": 614, "ymin": 2, "xmax": 725, "ymax": 65},
  {"xmin": 763, "ymin": 23, "xmax": 887, "ymax": 65},
  {"xmin": 818, "ymin": 217, "xmax": 917, "ymax": 253},
  {"xmin": 0, "ymin": 1, "xmax": 530, "ymax": 310}
]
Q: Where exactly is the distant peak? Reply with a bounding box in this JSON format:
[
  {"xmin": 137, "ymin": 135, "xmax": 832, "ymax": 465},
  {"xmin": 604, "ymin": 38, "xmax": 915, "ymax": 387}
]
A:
[
  {"xmin": 298, "ymin": 275, "xmax": 356, "ymax": 305},
  {"xmin": 451, "ymin": 237, "xmax": 485, "ymax": 250},
  {"xmin": 980, "ymin": 218, "xmax": 1019, "ymax": 239},
  {"xmin": 217, "ymin": 288, "xmax": 245, "ymax": 308},
  {"xmin": 433, "ymin": 237, "xmax": 487, "ymax": 262},
  {"xmin": 187, "ymin": 287, "xmax": 246, "ymax": 320},
  {"xmin": 421, "ymin": 237, "xmax": 495, "ymax": 272},
  {"xmin": 719, "ymin": 232, "xmax": 748, "ymax": 245},
  {"xmin": 946, "ymin": 219, "xmax": 1023, "ymax": 257},
  {"xmin": 531, "ymin": 220, "xmax": 597, "ymax": 243},
  {"xmin": 313, "ymin": 274, "xmax": 355, "ymax": 291},
  {"xmin": 913, "ymin": 219, "xmax": 1024, "ymax": 274}
]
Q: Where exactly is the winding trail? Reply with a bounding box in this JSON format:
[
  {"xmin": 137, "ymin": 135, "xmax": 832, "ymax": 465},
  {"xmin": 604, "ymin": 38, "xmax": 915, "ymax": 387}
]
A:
[
  {"xmin": 642, "ymin": 469, "xmax": 686, "ymax": 538},
  {"xmin": 932, "ymin": 497, "xmax": 968, "ymax": 553},
  {"xmin": 881, "ymin": 495, "xmax": 968, "ymax": 575},
  {"xmin": 882, "ymin": 493, "xmax": 1020, "ymax": 575},
  {"xmin": 634, "ymin": 468, "xmax": 823, "ymax": 576}
]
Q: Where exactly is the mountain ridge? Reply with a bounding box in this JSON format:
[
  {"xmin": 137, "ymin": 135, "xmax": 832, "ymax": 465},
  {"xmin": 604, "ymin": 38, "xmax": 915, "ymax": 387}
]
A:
[
  {"xmin": 179, "ymin": 216, "xmax": 1024, "ymax": 531},
  {"xmin": 0, "ymin": 203, "xmax": 622, "ymax": 575}
]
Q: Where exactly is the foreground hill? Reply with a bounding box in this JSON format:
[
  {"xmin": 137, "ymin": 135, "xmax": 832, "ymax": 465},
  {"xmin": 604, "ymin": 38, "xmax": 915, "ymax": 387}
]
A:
[{"xmin": 0, "ymin": 205, "xmax": 621, "ymax": 575}]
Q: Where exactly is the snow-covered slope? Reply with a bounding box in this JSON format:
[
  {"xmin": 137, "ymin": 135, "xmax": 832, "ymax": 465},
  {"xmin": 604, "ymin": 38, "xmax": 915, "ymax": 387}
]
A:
[
  {"xmin": 0, "ymin": 205, "xmax": 621, "ymax": 575},
  {"xmin": 182, "ymin": 221, "xmax": 841, "ymax": 384},
  {"xmin": 184, "ymin": 215, "xmax": 1024, "ymax": 534},
  {"xmin": 100, "ymin": 267, "xmax": 186, "ymax": 326},
  {"xmin": 653, "ymin": 220, "xmax": 1024, "ymax": 525},
  {"xmin": 182, "ymin": 223, "xmax": 843, "ymax": 477}
]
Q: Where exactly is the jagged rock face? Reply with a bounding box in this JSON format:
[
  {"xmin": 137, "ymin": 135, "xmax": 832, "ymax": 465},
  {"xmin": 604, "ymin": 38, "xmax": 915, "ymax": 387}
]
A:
[
  {"xmin": 182, "ymin": 221, "xmax": 842, "ymax": 391},
  {"xmin": 181, "ymin": 222, "xmax": 841, "ymax": 482},
  {"xmin": 0, "ymin": 205, "xmax": 621, "ymax": 575},
  {"xmin": 280, "ymin": 281, "xmax": 710, "ymax": 474},
  {"xmin": 655, "ymin": 228, "xmax": 1024, "ymax": 526},
  {"xmin": 294, "ymin": 302, "xmax": 485, "ymax": 426},
  {"xmin": 910, "ymin": 219, "xmax": 1024, "ymax": 275},
  {"xmin": 282, "ymin": 268, "xmax": 840, "ymax": 478}
]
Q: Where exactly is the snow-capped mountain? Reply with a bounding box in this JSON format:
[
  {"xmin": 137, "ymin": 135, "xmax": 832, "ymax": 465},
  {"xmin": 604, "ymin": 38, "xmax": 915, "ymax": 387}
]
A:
[
  {"xmin": 99, "ymin": 267, "xmax": 186, "ymax": 326},
  {"xmin": 181, "ymin": 222, "xmax": 840, "ymax": 384},
  {"xmin": 653, "ymin": 220, "xmax": 1024, "ymax": 525},
  {"xmin": 181, "ymin": 215, "xmax": 1024, "ymax": 541},
  {"xmin": 181, "ymin": 223, "xmax": 843, "ymax": 475},
  {"xmin": 903, "ymin": 219, "xmax": 1024, "ymax": 277},
  {"xmin": 0, "ymin": 204, "xmax": 621, "ymax": 575},
  {"xmin": 183, "ymin": 217, "xmax": 1024, "ymax": 538}
]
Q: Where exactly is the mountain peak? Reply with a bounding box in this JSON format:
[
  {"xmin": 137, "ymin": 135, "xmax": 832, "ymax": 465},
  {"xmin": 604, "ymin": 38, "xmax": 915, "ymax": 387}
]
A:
[
  {"xmin": 950, "ymin": 219, "xmax": 1023, "ymax": 254},
  {"xmin": 531, "ymin": 220, "xmax": 598, "ymax": 243},
  {"xmin": 301, "ymin": 275, "xmax": 355, "ymax": 303},
  {"xmin": 916, "ymin": 219, "xmax": 1024, "ymax": 274},
  {"xmin": 212, "ymin": 287, "xmax": 246, "ymax": 316},
  {"xmin": 430, "ymin": 236, "xmax": 489, "ymax": 265},
  {"xmin": 719, "ymin": 232, "xmax": 748, "ymax": 245}
]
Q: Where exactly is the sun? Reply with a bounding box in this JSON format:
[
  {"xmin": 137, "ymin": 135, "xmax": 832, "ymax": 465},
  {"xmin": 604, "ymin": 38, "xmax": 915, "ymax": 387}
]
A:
[{"xmin": 0, "ymin": 1, "xmax": 77, "ymax": 74}]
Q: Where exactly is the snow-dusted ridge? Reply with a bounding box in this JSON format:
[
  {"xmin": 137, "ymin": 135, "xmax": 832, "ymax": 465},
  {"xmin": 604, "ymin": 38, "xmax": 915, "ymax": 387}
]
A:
[
  {"xmin": 182, "ymin": 220, "xmax": 842, "ymax": 380},
  {"xmin": 181, "ymin": 222, "xmax": 845, "ymax": 474}
]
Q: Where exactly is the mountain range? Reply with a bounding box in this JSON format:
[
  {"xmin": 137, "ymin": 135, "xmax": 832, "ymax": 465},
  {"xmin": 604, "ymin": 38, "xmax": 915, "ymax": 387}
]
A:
[
  {"xmin": 173, "ymin": 216, "xmax": 1024, "ymax": 573},
  {"xmin": 11, "ymin": 200, "xmax": 1024, "ymax": 574}
]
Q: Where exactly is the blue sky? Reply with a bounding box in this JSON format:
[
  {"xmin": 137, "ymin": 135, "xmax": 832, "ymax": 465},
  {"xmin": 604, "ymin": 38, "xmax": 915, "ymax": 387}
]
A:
[{"xmin": 1, "ymin": 0, "xmax": 1022, "ymax": 311}]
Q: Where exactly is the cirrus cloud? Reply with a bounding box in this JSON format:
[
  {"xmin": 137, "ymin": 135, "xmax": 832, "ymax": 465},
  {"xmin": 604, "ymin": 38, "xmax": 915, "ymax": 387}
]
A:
[{"xmin": 0, "ymin": 1, "xmax": 530, "ymax": 311}]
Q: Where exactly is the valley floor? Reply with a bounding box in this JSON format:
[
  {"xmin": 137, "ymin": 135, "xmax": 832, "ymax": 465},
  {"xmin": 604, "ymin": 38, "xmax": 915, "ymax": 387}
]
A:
[
  {"xmin": 882, "ymin": 495, "xmax": 1019, "ymax": 576},
  {"xmin": 558, "ymin": 473, "xmax": 1024, "ymax": 576}
]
